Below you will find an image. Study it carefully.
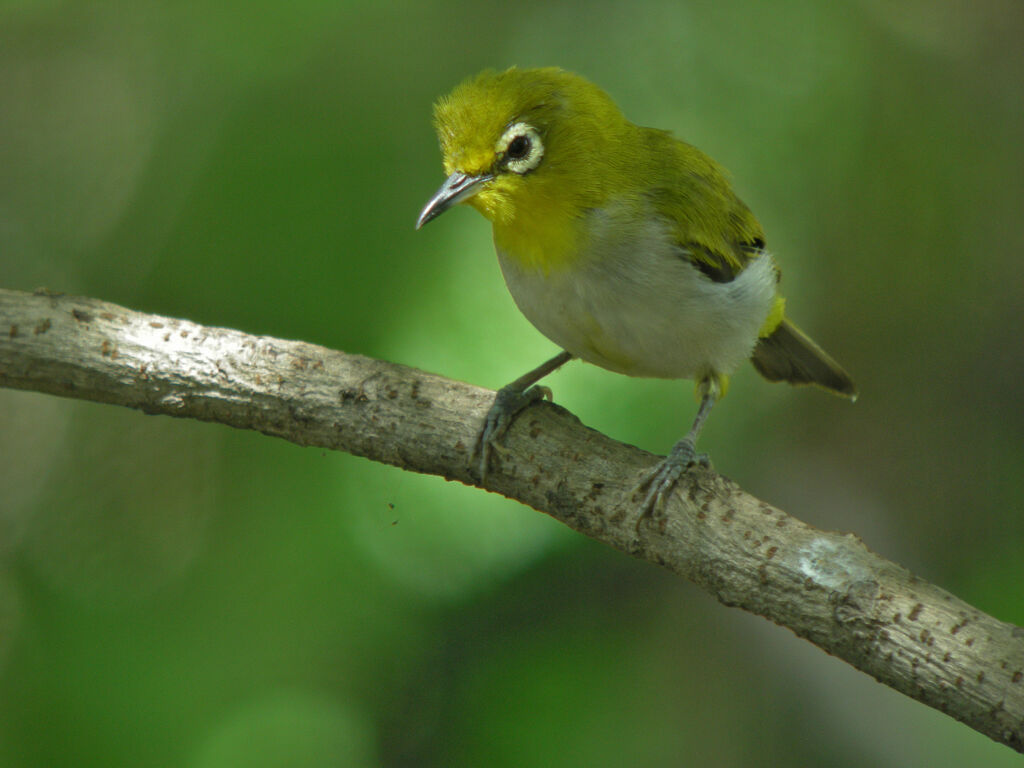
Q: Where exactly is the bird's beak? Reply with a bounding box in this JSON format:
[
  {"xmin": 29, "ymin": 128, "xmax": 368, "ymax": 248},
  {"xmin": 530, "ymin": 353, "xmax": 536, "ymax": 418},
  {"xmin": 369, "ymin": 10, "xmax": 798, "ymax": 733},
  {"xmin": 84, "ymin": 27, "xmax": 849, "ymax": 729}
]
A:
[{"xmin": 416, "ymin": 171, "xmax": 492, "ymax": 229}]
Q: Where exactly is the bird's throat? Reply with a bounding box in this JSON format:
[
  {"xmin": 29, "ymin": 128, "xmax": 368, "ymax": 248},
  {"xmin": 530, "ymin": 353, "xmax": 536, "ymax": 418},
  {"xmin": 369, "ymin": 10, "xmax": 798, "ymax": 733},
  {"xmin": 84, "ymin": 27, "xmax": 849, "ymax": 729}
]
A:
[{"xmin": 491, "ymin": 207, "xmax": 583, "ymax": 274}]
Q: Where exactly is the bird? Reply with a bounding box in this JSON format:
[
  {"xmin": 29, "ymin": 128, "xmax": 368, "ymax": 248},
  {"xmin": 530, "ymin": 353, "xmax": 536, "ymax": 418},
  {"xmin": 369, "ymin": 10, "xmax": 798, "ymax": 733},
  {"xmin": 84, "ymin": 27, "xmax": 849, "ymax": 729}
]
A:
[{"xmin": 416, "ymin": 67, "xmax": 855, "ymax": 513}]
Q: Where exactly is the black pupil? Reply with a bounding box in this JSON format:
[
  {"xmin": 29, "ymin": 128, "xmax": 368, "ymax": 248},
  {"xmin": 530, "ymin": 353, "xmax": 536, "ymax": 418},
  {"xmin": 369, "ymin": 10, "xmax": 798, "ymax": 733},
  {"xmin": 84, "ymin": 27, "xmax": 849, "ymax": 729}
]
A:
[{"xmin": 507, "ymin": 134, "xmax": 530, "ymax": 160}]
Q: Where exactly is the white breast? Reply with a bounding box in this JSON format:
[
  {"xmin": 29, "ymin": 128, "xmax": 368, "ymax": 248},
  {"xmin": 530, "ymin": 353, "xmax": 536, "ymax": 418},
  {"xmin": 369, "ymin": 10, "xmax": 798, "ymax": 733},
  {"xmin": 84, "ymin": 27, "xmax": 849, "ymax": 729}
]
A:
[{"xmin": 496, "ymin": 212, "xmax": 777, "ymax": 380}]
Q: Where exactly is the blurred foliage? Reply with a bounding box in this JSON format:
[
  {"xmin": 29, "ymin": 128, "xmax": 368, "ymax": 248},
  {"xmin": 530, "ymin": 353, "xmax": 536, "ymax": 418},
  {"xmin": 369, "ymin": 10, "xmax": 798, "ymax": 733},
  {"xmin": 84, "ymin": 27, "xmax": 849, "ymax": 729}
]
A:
[{"xmin": 1, "ymin": 1, "xmax": 1023, "ymax": 765}]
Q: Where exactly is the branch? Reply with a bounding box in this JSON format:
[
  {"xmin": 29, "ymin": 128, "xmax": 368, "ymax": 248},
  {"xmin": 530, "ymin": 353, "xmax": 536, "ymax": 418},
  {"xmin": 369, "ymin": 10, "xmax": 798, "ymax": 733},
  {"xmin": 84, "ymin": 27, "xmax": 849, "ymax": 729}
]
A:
[{"xmin": 1, "ymin": 287, "xmax": 1022, "ymax": 751}]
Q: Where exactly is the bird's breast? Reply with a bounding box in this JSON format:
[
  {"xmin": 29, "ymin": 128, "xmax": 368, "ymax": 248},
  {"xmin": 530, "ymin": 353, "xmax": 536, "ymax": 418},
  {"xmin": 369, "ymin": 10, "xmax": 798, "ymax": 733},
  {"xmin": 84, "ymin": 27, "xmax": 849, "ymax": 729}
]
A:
[{"xmin": 495, "ymin": 211, "xmax": 777, "ymax": 380}]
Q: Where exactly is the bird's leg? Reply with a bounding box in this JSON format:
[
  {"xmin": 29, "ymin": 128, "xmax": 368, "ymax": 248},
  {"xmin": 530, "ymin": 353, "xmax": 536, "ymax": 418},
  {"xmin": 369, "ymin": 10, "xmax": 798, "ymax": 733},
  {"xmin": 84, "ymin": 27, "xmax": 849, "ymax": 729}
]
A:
[
  {"xmin": 476, "ymin": 350, "xmax": 574, "ymax": 482},
  {"xmin": 636, "ymin": 374, "xmax": 722, "ymax": 518}
]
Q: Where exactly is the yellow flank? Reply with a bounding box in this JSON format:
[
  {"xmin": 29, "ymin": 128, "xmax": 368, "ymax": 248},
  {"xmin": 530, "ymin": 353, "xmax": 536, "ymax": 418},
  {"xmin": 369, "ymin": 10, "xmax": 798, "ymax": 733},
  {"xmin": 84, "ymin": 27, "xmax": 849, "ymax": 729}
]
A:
[
  {"xmin": 759, "ymin": 296, "xmax": 787, "ymax": 338},
  {"xmin": 693, "ymin": 372, "xmax": 730, "ymax": 402}
]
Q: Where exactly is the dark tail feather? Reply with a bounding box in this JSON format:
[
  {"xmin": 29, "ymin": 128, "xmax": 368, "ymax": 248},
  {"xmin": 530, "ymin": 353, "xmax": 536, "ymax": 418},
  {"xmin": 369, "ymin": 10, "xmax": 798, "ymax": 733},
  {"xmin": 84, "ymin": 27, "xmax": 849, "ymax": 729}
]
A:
[{"xmin": 751, "ymin": 319, "xmax": 856, "ymax": 399}]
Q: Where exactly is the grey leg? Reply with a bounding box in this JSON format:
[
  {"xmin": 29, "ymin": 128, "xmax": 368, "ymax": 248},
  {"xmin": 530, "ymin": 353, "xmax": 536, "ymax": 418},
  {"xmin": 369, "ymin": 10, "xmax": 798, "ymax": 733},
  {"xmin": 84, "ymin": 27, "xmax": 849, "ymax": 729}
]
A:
[{"xmin": 477, "ymin": 350, "xmax": 574, "ymax": 482}]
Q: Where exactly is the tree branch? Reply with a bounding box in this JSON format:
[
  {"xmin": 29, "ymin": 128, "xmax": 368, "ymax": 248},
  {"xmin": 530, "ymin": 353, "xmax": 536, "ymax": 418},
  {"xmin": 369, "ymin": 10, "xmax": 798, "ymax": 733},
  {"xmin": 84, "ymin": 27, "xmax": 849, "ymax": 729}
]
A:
[{"xmin": 1, "ymin": 287, "xmax": 1021, "ymax": 752}]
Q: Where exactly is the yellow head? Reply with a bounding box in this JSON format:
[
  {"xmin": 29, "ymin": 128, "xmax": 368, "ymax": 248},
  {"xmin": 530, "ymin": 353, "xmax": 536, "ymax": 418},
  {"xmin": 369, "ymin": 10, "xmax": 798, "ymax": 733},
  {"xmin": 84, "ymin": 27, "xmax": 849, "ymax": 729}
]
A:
[{"xmin": 416, "ymin": 67, "xmax": 632, "ymax": 234}]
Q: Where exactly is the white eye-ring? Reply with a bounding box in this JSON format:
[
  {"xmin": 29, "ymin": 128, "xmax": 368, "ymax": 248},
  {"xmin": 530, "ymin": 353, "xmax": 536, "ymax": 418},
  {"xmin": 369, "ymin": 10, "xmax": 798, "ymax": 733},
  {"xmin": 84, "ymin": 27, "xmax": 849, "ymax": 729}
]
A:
[{"xmin": 496, "ymin": 122, "xmax": 544, "ymax": 175}]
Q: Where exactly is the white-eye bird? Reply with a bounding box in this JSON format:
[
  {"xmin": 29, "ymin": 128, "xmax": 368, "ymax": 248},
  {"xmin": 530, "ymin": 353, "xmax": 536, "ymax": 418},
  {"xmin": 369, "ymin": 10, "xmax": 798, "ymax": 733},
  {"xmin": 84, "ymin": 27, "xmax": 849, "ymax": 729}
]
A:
[{"xmin": 416, "ymin": 67, "xmax": 855, "ymax": 511}]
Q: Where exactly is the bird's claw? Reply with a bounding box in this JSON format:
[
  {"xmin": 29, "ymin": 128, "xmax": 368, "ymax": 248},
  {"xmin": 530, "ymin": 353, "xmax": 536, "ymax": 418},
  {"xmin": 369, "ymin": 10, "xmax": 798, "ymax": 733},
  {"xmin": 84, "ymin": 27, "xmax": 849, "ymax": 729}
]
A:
[
  {"xmin": 475, "ymin": 384, "xmax": 552, "ymax": 482},
  {"xmin": 634, "ymin": 438, "xmax": 708, "ymax": 529}
]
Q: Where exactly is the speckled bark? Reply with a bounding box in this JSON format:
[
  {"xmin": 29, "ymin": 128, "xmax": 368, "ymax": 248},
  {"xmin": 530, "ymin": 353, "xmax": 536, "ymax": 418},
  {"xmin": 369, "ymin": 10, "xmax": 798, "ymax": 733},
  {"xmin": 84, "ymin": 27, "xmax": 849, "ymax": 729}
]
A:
[{"xmin": 1, "ymin": 287, "xmax": 1022, "ymax": 752}]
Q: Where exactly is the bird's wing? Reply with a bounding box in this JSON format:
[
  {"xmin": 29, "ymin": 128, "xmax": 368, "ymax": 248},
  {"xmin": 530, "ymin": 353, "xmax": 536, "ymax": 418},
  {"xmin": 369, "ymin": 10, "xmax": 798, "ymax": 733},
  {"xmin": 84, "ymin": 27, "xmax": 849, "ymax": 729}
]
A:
[
  {"xmin": 680, "ymin": 241, "xmax": 767, "ymax": 283},
  {"xmin": 645, "ymin": 132, "xmax": 770, "ymax": 284}
]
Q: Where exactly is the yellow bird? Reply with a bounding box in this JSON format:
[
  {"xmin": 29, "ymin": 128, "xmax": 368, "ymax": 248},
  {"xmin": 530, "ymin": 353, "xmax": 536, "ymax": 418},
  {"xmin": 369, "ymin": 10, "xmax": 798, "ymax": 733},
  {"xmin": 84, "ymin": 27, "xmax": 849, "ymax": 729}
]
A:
[{"xmin": 417, "ymin": 67, "xmax": 855, "ymax": 511}]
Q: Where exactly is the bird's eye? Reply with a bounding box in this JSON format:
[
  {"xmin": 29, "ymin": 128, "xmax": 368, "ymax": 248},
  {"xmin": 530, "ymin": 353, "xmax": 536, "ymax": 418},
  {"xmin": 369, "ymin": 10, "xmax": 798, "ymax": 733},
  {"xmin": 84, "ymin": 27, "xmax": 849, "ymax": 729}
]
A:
[
  {"xmin": 506, "ymin": 134, "xmax": 531, "ymax": 160},
  {"xmin": 497, "ymin": 122, "xmax": 544, "ymax": 175}
]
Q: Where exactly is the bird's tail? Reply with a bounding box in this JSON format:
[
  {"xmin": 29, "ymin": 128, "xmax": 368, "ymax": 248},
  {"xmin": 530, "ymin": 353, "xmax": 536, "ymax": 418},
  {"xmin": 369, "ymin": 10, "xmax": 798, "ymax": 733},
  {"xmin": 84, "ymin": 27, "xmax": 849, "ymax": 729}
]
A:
[{"xmin": 751, "ymin": 319, "xmax": 856, "ymax": 399}]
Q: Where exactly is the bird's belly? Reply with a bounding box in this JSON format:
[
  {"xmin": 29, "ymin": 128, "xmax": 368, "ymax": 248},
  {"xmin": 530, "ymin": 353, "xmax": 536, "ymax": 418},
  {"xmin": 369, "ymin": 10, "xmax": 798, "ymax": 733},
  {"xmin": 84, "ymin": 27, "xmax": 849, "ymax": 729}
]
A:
[{"xmin": 497, "ymin": 247, "xmax": 777, "ymax": 380}]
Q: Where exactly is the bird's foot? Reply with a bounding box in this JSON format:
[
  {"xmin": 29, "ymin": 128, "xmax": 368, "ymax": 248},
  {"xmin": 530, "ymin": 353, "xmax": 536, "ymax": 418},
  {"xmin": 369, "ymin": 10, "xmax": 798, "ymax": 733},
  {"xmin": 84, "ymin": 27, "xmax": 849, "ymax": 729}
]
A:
[
  {"xmin": 634, "ymin": 438, "xmax": 709, "ymax": 528},
  {"xmin": 475, "ymin": 383, "xmax": 552, "ymax": 482}
]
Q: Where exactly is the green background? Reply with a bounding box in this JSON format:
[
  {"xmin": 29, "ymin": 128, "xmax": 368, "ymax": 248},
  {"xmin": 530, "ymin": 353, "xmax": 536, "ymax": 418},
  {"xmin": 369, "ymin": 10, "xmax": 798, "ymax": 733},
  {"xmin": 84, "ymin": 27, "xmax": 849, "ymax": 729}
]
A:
[{"xmin": 1, "ymin": 1, "xmax": 1022, "ymax": 765}]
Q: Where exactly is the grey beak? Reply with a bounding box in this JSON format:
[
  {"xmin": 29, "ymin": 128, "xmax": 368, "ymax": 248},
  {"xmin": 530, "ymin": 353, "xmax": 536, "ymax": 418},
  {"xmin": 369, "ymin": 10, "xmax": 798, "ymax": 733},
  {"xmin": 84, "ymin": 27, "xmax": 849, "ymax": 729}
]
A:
[{"xmin": 416, "ymin": 171, "xmax": 493, "ymax": 229}]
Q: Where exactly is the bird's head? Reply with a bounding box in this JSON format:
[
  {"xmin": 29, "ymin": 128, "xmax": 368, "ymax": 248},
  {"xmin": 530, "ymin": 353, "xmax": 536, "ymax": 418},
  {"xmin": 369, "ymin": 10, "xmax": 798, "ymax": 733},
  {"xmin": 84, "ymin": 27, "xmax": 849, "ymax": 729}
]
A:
[{"xmin": 416, "ymin": 67, "xmax": 630, "ymax": 230}]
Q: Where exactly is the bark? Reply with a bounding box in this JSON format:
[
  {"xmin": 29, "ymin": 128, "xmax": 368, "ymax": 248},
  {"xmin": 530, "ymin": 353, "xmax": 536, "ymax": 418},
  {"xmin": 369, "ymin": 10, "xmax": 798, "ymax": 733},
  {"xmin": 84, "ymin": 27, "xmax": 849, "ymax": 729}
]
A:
[{"xmin": 1, "ymin": 287, "xmax": 1022, "ymax": 752}]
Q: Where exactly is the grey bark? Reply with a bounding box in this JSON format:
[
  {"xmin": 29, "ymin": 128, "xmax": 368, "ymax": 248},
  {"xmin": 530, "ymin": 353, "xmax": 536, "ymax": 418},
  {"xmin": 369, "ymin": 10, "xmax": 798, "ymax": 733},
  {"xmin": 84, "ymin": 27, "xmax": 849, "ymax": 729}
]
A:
[{"xmin": 1, "ymin": 287, "xmax": 1022, "ymax": 752}]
